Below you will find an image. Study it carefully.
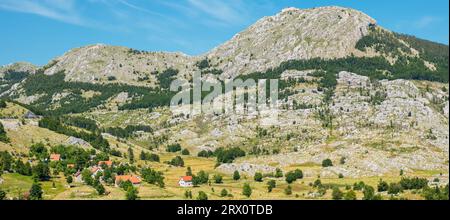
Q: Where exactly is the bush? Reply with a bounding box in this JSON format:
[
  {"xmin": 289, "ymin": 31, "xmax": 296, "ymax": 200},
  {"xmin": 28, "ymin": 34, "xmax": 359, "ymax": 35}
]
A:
[
  {"xmin": 0, "ymin": 122, "xmax": 9, "ymax": 143},
  {"xmin": 126, "ymin": 186, "xmax": 139, "ymax": 200},
  {"xmin": 181, "ymin": 149, "xmax": 190, "ymax": 155},
  {"xmin": 254, "ymin": 172, "xmax": 263, "ymax": 182},
  {"xmin": 197, "ymin": 191, "xmax": 208, "ymax": 200},
  {"xmin": 275, "ymin": 168, "xmax": 283, "ymax": 178},
  {"xmin": 353, "ymin": 181, "xmax": 366, "ymax": 191},
  {"xmin": 220, "ymin": 189, "xmax": 228, "ymax": 197},
  {"xmin": 285, "ymin": 169, "xmax": 303, "ymax": 184},
  {"xmin": 141, "ymin": 167, "xmax": 165, "ymax": 188},
  {"xmin": 94, "ymin": 180, "xmax": 106, "ymax": 195},
  {"xmin": 215, "ymin": 147, "xmax": 246, "ymax": 163},
  {"xmin": 399, "ymin": 177, "xmax": 428, "ymax": 190},
  {"xmin": 140, "ymin": 151, "xmax": 160, "ymax": 162},
  {"xmin": 214, "ymin": 174, "xmax": 223, "ymax": 184},
  {"xmin": 267, "ymin": 180, "xmax": 276, "ymax": 193},
  {"xmin": 29, "ymin": 182, "xmax": 43, "ymax": 200},
  {"xmin": 284, "ymin": 185, "xmax": 292, "ymax": 195},
  {"xmin": 233, "ymin": 170, "xmax": 241, "ymax": 181},
  {"xmin": 0, "ymin": 100, "xmax": 6, "ymax": 108},
  {"xmin": 377, "ymin": 180, "xmax": 389, "ymax": 192},
  {"xmin": 285, "ymin": 172, "xmax": 297, "ymax": 184},
  {"xmin": 192, "ymin": 171, "xmax": 209, "ymax": 186},
  {"xmin": 293, "ymin": 169, "xmax": 303, "ymax": 179},
  {"xmin": 184, "ymin": 190, "xmax": 192, "ymax": 199},
  {"xmin": 363, "ymin": 185, "xmax": 376, "ymax": 200},
  {"xmin": 387, "ymin": 183, "xmax": 403, "ymax": 195},
  {"xmin": 422, "ymin": 185, "xmax": 449, "ymax": 200},
  {"xmin": 332, "ymin": 187, "xmax": 343, "ymax": 200},
  {"xmin": 242, "ymin": 183, "xmax": 252, "ymax": 197},
  {"xmin": 32, "ymin": 161, "xmax": 50, "ymax": 181},
  {"xmin": 197, "ymin": 150, "xmax": 214, "ymax": 158},
  {"xmin": 168, "ymin": 156, "xmax": 184, "ymax": 167},
  {"xmin": 322, "ymin": 159, "xmax": 333, "ymax": 167},
  {"xmin": 166, "ymin": 143, "xmax": 182, "ymax": 152},
  {"xmin": 313, "ymin": 179, "xmax": 322, "ymax": 188},
  {"xmin": 344, "ymin": 190, "xmax": 357, "ymax": 200}
]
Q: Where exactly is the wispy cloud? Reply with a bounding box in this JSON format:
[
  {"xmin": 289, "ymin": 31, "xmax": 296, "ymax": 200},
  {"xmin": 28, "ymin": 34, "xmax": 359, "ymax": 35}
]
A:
[
  {"xmin": 0, "ymin": 0, "xmax": 278, "ymax": 54},
  {"xmin": 414, "ymin": 16, "xmax": 440, "ymax": 29},
  {"xmin": 0, "ymin": 0, "xmax": 86, "ymax": 26},
  {"xmin": 186, "ymin": 0, "xmax": 250, "ymax": 25}
]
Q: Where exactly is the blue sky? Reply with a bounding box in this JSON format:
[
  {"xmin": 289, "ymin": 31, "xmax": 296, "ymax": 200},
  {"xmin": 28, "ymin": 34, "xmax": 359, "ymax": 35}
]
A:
[{"xmin": 0, "ymin": 0, "xmax": 448, "ymax": 66}]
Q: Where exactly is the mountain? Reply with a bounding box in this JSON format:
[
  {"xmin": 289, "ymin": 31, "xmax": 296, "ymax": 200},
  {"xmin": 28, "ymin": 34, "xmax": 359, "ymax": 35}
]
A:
[
  {"xmin": 206, "ymin": 6, "xmax": 377, "ymax": 78},
  {"xmin": 0, "ymin": 6, "xmax": 448, "ymax": 200}
]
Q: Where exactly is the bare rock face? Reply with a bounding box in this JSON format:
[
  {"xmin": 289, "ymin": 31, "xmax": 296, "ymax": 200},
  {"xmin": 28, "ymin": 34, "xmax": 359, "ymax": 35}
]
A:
[
  {"xmin": 43, "ymin": 44, "xmax": 195, "ymax": 87},
  {"xmin": 0, "ymin": 62, "xmax": 37, "ymax": 78},
  {"xmin": 66, "ymin": 136, "xmax": 91, "ymax": 148},
  {"xmin": 217, "ymin": 162, "xmax": 276, "ymax": 176},
  {"xmin": 206, "ymin": 6, "xmax": 377, "ymax": 79}
]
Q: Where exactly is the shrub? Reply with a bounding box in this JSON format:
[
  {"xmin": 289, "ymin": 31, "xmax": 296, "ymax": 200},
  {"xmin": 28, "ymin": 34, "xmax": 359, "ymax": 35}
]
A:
[
  {"xmin": 215, "ymin": 147, "xmax": 246, "ymax": 163},
  {"xmin": 267, "ymin": 180, "xmax": 276, "ymax": 193},
  {"xmin": 275, "ymin": 168, "xmax": 283, "ymax": 178},
  {"xmin": 197, "ymin": 191, "xmax": 208, "ymax": 200},
  {"xmin": 332, "ymin": 187, "xmax": 343, "ymax": 200},
  {"xmin": 344, "ymin": 190, "xmax": 357, "ymax": 200},
  {"xmin": 168, "ymin": 156, "xmax": 184, "ymax": 167},
  {"xmin": 166, "ymin": 143, "xmax": 182, "ymax": 152},
  {"xmin": 254, "ymin": 172, "xmax": 263, "ymax": 182},
  {"xmin": 181, "ymin": 149, "xmax": 190, "ymax": 155},
  {"xmin": 197, "ymin": 150, "xmax": 214, "ymax": 158},
  {"xmin": 192, "ymin": 171, "xmax": 209, "ymax": 186},
  {"xmin": 377, "ymin": 180, "xmax": 389, "ymax": 192},
  {"xmin": 399, "ymin": 177, "xmax": 428, "ymax": 190},
  {"xmin": 363, "ymin": 185, "xmax": 376, "ymax": 200},
  {"xmin": 233, "ymin": 170, "xmax": 241, "ymax": 180},
  {"xmin": 214, "ymin": 174, "xmax": 223, "ymax": 184},
  {"xmin": 284, "ymin": 185, "xmax": 292, "ymax": 195},
  {"xmin": 220, "ymin": 189, "xmax": 228, "ymax": 197},
  {"xmin": 322, "ymin": 159, "xmax": 333, "ymax": 167},
  {"xmin": 242, "ymin": 183, "xmax": 252, "ymax": 197},
  {"xmin": 388, "ymin": 183, "xmax": 403, "ymax": 195}
]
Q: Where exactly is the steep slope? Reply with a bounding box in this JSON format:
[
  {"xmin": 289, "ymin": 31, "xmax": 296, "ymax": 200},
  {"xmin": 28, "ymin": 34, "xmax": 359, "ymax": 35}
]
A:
[{"xmin": 206, "ymin": 6, "xmax": 378, "ymax": 78}]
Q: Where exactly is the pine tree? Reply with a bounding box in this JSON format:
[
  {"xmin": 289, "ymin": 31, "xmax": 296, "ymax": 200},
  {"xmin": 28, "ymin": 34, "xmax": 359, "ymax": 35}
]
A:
[
  {"xmin": 128, "ymin": 147, "xmax": 134, "ymax": 164},
  {"xmin": 233, "ymin": 170, "xmax": 241, "ymax": 181},
  {"xmin": 29, "ymin": 182, "xmax": 43, "ymax": 200},
  {"xmin": 242, "ymin": 183, "xmax": 252, "ymax": 198}
]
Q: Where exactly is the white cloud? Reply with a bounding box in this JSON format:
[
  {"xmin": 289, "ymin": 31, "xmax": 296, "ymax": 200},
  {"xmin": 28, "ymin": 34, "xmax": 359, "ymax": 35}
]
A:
[
  {"xmin": 186, "ymin": 0, "xmax": 250, "ymax": 25},
  {"xmin": 414, "ymin": 16, "xmax": 440, "ymax": 28},
  {"xmin": 0, "ymin": 0, "xmax": 86, "ymax": 26}
]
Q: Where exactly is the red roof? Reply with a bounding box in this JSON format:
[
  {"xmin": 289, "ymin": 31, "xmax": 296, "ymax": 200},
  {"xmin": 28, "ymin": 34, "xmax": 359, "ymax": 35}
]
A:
[
  {"xmin": 115, "ymin": 175, "xmax": 141, "ymax": 184},
  {"xmin": 98, "ymin": 160, "xmax": 113, "ymax": 167},
  {"xmin": 91, "ymin": 166, "xmax": 101, "ymax": 173},
  {"xmin": 180, "ymin": 176, "xmax": 193, "ymax": 182},
  {"xmin": 50, "ymin": 154, "xmax": 61, "ymax": 161}
]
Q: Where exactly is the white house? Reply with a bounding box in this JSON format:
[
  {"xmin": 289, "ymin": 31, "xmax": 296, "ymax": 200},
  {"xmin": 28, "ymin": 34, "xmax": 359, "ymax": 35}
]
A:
[{"xmin": 178, "ymin": 176, "xmax": 193, "ymax": 187}]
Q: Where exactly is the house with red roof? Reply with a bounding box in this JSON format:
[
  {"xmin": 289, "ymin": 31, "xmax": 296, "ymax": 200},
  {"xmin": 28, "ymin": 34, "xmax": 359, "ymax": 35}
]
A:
[
  {"xmin": 50, "ymin": 154, "xmax": 61, "ymax": 162},
  {"xmin": 115, "ymin": 175, "xmax": 141, "ymax": 187},
  {"xmin": 90, "ymin": 166, "xmax": 103, "ymax": 177},
  {"xmin": 74, "ymin": 171, "xmax": 83, "ymax": 183},
  {"xmin": 98, "ymin": 160, "xmax": 113, "ymax": 167},
  {"xmin": 178, "ymin": 176, "xmax": 193, "ymax": 187}
]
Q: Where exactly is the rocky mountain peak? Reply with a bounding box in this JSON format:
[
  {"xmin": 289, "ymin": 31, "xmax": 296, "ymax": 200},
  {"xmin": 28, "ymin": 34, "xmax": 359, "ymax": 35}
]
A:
[
  {"xmin": 206, "ymin": 6, "xmax": 378, "ymax": 78},
  {"xmin": 0, "ymin": 62, "xmax": 37, "ymax": 76}
]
